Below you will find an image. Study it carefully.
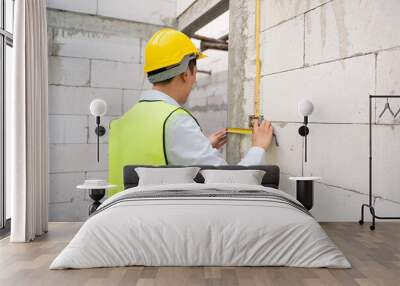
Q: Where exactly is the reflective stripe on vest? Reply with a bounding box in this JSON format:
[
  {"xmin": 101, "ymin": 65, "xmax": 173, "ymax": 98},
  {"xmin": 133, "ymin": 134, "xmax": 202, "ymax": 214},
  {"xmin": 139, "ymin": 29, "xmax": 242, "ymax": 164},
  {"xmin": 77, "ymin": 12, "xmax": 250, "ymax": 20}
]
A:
[{"xmin": 108, "ymin": 100, "xmax": 197, "ymax": 197}]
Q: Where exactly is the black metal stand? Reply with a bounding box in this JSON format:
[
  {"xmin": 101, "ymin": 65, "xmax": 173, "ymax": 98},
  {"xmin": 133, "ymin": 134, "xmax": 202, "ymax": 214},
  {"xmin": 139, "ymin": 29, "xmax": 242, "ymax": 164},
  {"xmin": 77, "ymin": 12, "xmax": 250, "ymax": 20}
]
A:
[
  {"xmin": 359, "ymin": 95, "xmax": 400, "ymax": 230},
  {"xmin": 296, "ymin": 180, "xmax": 314, "ymax": 210},
  {"xmin": 88, "ymin": 188, "xmax": 105, "ymax": 215}
]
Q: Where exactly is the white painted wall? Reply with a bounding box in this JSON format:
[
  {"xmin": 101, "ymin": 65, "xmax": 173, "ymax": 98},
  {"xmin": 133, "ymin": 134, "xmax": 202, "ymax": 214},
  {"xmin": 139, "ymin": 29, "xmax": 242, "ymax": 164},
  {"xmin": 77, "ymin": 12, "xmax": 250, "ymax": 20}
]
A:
[{"xmin": 242, "ymin": 0, "xmax": 400, "ymax": 221}]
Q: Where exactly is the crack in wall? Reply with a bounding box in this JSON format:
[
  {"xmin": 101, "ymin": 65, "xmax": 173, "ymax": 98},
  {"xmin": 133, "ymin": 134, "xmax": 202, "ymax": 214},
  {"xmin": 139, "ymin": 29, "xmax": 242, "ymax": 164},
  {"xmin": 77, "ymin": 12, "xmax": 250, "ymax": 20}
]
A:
[
  {"xmin": 281, "ymin": 171, "xmax": 400, "ymax": 206},
  {"xmin": 262, "ymin": 45, "xmax": 400, "ymax": 78}
]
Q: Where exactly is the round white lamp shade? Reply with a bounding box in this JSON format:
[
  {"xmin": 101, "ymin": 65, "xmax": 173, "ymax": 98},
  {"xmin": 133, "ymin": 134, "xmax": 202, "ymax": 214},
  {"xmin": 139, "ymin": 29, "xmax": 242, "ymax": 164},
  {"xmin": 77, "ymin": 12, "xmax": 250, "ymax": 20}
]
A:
[
  {"xmin": 90, "ymin": 99, "xmax": 107, "ymax": 117},
  {"xmin": 298, "ymin": 99, "xmax": 314, "ymax": 117}
]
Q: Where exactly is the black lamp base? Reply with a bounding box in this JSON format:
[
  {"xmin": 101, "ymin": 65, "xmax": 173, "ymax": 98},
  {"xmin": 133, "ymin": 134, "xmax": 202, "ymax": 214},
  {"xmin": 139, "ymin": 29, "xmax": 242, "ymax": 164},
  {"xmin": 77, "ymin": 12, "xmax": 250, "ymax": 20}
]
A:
[
  {"xmin": 296, "ymin": 180, "xmax": 314, "ymax": 210},
  {"xmin": 88, "ymin": 188, "xmax": 105, "ymax": 215},
  {"xmin": 95, "ymin": 126, "xmax": 106, "ymax": 136},
  {"xmin": 298, "ymin": 125, "xmax": 309, "ymax": 136}
]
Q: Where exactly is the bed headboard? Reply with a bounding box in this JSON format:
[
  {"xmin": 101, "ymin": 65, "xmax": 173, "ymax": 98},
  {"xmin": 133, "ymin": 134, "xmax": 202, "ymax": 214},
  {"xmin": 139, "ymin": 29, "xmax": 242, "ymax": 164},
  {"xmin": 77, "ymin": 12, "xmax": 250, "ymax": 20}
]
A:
[{"xmin": 123, "ymin": 165, "xmax": 280, "ymax": 189}]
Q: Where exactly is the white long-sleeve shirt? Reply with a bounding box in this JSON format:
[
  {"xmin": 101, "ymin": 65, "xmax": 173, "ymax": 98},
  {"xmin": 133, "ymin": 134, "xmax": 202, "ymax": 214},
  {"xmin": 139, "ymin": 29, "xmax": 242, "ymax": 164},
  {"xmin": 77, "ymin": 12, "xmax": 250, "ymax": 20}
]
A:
[{"xmin": 140, "ymin": 90, "xmax": 266, "ymax": 166}]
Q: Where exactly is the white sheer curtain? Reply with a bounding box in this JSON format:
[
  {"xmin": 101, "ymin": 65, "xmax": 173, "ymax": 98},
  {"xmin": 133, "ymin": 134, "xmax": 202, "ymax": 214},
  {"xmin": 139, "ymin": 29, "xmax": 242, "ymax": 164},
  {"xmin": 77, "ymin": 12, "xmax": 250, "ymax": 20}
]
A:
[{"xmin": 9, "ymin": 0, "xmax": 49, "ymax": 242}]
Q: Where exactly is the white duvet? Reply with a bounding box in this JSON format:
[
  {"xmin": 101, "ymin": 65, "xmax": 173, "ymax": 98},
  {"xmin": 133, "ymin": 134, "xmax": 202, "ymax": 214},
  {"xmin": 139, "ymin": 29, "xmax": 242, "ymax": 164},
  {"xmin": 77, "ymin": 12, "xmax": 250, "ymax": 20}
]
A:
[{"xmin": 50, "ymin": 183, "xmax": 351, "ymax": 269}]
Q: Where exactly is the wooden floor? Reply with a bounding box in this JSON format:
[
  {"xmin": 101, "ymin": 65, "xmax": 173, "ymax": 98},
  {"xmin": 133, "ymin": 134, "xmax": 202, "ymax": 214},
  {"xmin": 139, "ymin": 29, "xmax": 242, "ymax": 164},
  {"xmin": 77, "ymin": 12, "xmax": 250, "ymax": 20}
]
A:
[{"xmin": 0, "ymin": 222, "xmax": 399, "ymax": 286}]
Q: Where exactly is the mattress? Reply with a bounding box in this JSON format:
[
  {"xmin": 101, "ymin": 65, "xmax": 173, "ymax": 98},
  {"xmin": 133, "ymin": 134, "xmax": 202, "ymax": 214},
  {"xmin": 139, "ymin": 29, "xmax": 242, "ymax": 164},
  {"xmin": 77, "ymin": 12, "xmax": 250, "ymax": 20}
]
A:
[{"xmin": 50, "ymin": 183, "xmax": 351, "ymax": 269}]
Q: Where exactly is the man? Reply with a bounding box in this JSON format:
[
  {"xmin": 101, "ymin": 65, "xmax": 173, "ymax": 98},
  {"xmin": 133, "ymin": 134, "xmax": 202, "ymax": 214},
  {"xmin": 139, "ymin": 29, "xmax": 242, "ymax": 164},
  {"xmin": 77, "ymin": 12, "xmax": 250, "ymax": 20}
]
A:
[{"xmin": 109, "ymin": 28, "xmax": 273, "ymax": 193}]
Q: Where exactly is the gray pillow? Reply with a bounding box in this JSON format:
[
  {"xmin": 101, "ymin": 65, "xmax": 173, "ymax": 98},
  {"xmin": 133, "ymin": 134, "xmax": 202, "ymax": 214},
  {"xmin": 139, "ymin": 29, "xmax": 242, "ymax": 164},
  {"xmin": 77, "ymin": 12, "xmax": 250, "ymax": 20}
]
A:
[
  {"xmin": 200, "ymin": 169, "xmax": 266, "ymax": 185},
  {"xmin": 136, "ymin": 167, "xmax": 201, "ymax": 186}
]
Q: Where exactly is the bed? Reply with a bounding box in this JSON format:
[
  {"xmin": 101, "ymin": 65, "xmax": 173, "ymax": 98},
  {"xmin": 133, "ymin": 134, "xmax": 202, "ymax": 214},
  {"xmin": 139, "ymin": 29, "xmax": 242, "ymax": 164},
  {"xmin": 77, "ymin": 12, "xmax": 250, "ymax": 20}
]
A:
[{"xmin": 50, "ymin": 165, "xmax": 350, "ymax": 269}]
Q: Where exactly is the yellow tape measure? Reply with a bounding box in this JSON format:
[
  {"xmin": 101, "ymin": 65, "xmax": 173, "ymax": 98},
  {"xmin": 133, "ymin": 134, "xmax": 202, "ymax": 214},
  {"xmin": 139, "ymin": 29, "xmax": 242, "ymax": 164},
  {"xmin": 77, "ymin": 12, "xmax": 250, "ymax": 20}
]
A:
[
  {"xmin": 226, "ymin": 128, "xmax": 253, "ymax": 135},
  {"xmin": 227, "ymin": 127, "xmax": 280, "ymax": 146}
]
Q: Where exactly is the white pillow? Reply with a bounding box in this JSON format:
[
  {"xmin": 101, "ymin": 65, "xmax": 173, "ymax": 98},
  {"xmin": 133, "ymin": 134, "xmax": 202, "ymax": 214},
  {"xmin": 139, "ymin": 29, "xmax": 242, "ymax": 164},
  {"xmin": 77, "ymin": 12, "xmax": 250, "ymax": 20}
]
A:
[
  {"xmin": 135, "ymin": 167, "xmax": 200, "ymax": 186},
  {"xmin": 200, "ymin": 169, "xmax": 266, "ymax": 185}
]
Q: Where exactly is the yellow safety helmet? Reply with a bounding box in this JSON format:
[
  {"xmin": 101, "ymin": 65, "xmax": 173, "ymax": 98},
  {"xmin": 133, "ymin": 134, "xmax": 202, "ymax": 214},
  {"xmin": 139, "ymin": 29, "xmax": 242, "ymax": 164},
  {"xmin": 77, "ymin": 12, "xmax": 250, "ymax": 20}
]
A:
[{"xmin": 144, "ymin": 28, "xmax": 206, "ymax": 74}]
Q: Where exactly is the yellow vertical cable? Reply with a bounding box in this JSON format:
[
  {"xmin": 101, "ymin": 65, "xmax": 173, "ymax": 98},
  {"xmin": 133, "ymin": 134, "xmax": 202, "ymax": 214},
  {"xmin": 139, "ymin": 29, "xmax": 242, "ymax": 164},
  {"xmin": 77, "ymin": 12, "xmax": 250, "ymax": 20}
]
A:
[
  {"xmin": 228, "ymin": 0, "xmax": 263, "ymax": 135},
  {"xmin": 255, "ymin": 0, "xmax": 261, "ymax": 118}
]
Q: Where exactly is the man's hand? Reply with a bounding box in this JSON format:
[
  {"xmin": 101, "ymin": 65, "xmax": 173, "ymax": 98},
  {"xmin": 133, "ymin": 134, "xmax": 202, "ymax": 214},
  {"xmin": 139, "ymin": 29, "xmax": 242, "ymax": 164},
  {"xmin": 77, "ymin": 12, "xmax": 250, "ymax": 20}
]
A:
[
  {"xmin": 209, "ymin": 128, "xmax": 227, "ymax": 149},
  {"xmin": 252, "ymin": 119, "xmax": 274, "ymax": 150}
]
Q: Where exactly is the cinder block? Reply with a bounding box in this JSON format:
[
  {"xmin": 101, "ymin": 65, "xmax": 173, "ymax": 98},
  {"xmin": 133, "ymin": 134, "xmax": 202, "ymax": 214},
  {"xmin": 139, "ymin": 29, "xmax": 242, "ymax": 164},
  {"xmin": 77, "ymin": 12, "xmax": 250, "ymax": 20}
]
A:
[
  {"xmin": 86, "ymin": 171, "xmax": 108, "ymax": 180},
  {"xmin": 88, "ymin": 116, "xmax": 119, "ymax": 144},
  {"xmin": 49, "ymin": 172, "xmax": 89, "ymax": 222},
  {"xmin": 122, "ymin": 89, "xmax": 142, "ymax": 112},
  {"xmin": 47, "ymin": 9, "xmax": 161, "ymax": 41},
  {"xmin": 48, "ymin": 85, "xmax": 123, "ymax": 116},
  {"xmin": 196, "ymin": 70, "xmax": 228, "ymax": 89},
  {"xmin": 47, "ymin": 0, "xmax": 97, "ymax": 15},
  {"xmin": 52, "ymin": 27, "xmax": 141, "ymax": 63},
  {"xmin": 49, "ymin": 115, "xmax": 88, "ymax": 144},
  {"xmin": 260, "ymin": 15, "xmax": 304, "ymax": 75},
  {"xmin": 376, "ymin": 49, "xmax": 400, "ymax": 95},
  {"xmin": 91, "ymin": 60, "xmax": 144, "ymax": 89},
  {"xmin": 374, "ymin": 198, "xmax": 400, "ymax": 218},
  {"xmin": 191, "ymin": 82, "xmax": 226, "ymax": 101},
  {"xmin": 261, "ymin": 54, "xmax": 375, "ymax": 123},
  {"xmin": 303, "ymin": 124, "xmax": 369, "ymax": 193},
  {"xmin": 371, "ymin": 125, "xmax": 400, "ymax": 203},
  {"xmin": 194, "ymin": 110, "xmax": 227, "ymax": 137},
  {"xmin": 49, "ymin": 172, "xmax": 86, "ymax": 204},
  {"xmin": 50, "ymin": 144, "xmax": 108, "ymax": 173},
  {"xmin": 305, "ymin": 0, "xmax": 400, "ymax": 65},
  {"xmin": 263, "ymin": 0, "xmax": 330, "ymax": 30},
  {"xmin": 265, "ymin": 122, "xmax": 303, "ymax": 176},
  {"xmin": 186, "ymin": 95, "xmax": 208, "ymax": 109},
  {"xmin": 49, "ymin": 200, "xmax": 89, "ymax": 222},
  {"xmin": 48, "ymin": 56, "xmax": 90, "ymax": 86},
  {"xmin": 247, "ymin": 0, "xmax": 331, "ymax": 37},
  {"xmin": 311, "ymin": 182, "xmax": 369, "ymax": 222},
  {"xmin": 97, "ymin": 0, "xmax": 176, "ymax": 26}
]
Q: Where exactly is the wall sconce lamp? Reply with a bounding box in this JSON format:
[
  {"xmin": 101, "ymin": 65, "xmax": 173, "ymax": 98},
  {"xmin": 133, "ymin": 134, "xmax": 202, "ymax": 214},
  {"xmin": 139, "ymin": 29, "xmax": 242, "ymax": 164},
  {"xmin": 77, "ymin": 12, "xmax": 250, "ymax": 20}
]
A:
[
  {"xmin": 90, "ymin": 99, "xmax": 107, "ymax": 162},
  {"xmin": 297, "ymin": 99, "xmax": 314, "ymax": 162}
]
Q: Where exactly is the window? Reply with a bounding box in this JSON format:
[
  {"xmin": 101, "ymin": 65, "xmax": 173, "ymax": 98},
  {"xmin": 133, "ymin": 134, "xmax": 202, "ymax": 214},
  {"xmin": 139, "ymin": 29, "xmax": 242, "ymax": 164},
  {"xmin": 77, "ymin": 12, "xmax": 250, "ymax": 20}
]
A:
[{"xmin": 0, "ymin": 0, "xmax": 13, "ymax": 232}]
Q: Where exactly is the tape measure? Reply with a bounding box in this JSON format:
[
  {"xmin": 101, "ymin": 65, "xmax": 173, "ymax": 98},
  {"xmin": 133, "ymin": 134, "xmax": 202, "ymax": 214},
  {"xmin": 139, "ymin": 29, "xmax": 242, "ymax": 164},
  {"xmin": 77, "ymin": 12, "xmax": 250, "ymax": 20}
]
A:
[
  {"xmin": 227, "ymin": 127, "xmax": 280, "ymax": 147},
  {"xmin": 226, "ymin": 128, "xmax": 253, "ymax": 135}
]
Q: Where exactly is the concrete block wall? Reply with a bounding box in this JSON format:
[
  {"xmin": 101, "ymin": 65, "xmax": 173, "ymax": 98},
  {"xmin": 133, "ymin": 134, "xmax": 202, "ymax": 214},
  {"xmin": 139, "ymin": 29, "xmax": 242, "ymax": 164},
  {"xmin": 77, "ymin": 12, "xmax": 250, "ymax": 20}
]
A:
[
  {"xmin": 234, "ymin": 0, "xmax": 400, "ymax": 221},
  {"xmin": 184, "ymin": 8, "xmax": 229, "ymax": 156},
  {"xmin": 47, "ymin": 0, "xmax": 177, "ymax": 26},
  {"xmin": 47, "ymin": 6, "xmax": 164, "ymax": 221},
  {"xmin": 187, "ymin": 70, "xmax": 228, "ymax": 136}
]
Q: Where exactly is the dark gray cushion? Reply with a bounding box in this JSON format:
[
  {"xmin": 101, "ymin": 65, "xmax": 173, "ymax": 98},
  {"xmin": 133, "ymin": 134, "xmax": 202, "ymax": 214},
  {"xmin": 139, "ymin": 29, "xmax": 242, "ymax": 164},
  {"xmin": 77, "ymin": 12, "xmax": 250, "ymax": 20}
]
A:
[{"xmin": 123, "ymin": 165, "xmax": 280, "ymax": 189}]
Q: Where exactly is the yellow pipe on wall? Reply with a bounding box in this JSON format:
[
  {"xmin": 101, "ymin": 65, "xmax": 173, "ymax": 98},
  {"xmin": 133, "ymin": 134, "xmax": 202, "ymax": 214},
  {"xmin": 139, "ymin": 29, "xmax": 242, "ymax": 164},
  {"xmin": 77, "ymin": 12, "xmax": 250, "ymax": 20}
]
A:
[
  {"xmin": 255, "ymin": 0, "xmax": 261, "ymax": 118},
  {"xmin": 227, "ymin": 0, "xmax": 263, "ymax": 133}
]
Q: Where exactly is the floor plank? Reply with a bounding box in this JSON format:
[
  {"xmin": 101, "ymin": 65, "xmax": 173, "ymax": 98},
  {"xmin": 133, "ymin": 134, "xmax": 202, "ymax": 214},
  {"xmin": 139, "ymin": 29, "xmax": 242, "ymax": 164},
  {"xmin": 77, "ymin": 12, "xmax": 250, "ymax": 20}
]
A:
[{"xmin": 0, "ymin": 222, "xmax": 399, "ymax": 286}]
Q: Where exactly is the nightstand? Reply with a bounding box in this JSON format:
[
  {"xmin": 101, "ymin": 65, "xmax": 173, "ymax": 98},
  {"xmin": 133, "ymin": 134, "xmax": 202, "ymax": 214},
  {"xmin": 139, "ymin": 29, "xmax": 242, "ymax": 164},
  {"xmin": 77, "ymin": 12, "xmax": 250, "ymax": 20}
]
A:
[
  {"xmin": 77, "ymin": 180, "xmax": 117, "ymax": 215},
  {"xmin": 289, "ymin": 177, "xmax": 322, "ymax": 210}
]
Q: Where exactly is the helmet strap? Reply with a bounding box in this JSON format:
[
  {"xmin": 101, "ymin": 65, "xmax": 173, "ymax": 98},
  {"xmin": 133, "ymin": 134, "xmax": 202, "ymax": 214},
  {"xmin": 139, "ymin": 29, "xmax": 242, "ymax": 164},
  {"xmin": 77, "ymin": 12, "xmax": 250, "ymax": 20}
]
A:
[{"xmin": 148, "ymin": 54, "xmax": 196, "ymax": 84}]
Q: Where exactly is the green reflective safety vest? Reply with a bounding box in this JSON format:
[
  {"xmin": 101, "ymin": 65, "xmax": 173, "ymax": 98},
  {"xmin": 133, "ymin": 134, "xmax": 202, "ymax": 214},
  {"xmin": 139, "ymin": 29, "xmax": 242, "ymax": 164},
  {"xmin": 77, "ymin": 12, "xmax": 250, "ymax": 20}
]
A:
[{"xmin": 108, "ymin": 100, "xmax": 192, "ymax": 197}]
